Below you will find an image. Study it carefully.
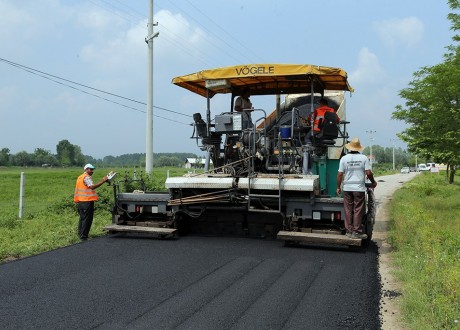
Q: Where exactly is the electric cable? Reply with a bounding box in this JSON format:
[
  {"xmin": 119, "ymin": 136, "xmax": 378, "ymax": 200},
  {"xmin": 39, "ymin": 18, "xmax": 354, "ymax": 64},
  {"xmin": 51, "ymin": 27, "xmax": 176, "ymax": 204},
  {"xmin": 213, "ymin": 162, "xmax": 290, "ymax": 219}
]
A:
[
  {"xmin": 184, "ymin": 0, "xmax": 264, "ymax": 63},
  {"xmin": 161, "ymin": 0, "xmax": 257, "ymax": 64},
  {"xmin": 86, "ymin": 0, "xmax": 226, "ymax": 68},
  {"xmin": 0, "ymin": 57, "xmax": 190, "ymax": 125}
]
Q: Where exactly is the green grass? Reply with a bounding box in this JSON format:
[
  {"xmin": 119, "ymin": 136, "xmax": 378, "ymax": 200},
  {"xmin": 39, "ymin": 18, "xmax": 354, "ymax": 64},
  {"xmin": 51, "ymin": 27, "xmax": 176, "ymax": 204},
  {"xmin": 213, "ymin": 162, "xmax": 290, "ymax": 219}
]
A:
[
  {"xmin": 388, "ymin": 172, "xmax": 460, "ymax": 329},
  {"xmin": 0, "ymin": 166, "xmax": 189, "ymax": 262}
]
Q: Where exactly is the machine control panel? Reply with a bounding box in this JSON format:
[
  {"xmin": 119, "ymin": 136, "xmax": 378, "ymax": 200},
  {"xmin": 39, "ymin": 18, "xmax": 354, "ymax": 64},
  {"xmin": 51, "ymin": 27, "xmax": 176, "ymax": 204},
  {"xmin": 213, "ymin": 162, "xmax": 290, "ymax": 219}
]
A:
[{"xmin": 214, "ymin": 113, "xmax": 243, "ymax": 133}]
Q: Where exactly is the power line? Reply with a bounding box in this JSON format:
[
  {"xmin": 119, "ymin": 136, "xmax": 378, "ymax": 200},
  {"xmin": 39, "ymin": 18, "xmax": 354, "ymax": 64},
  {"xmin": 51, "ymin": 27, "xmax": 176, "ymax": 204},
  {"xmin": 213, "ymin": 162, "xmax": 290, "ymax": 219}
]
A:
[
  {"xmin": 88, "ymin": 0, "xmax": 258, "ymax": 67},
  {"xmin": 0, "ymin": 57, "xmax": 190, "ymax": 125},
  {"xmin": 160, "ymin": 0, "xmax": 257, "ymax": 64},
  {"xmin": 111, "ymin": 0, "xmax": 146, "ymax": 19},
  {"xmin": 87, "ymin": 0, "xmax": 142, "ymax": 23},
  {"xmin": 86, "ymin": 0, "xmax": 224, "ymax": 68},
  {"xmin": 84, "ymin": 0, "xmax": 260, "ymax": 66},
  {"xmin": 184, "ymin": 0, "xmax": 264, "ymax": 63}
]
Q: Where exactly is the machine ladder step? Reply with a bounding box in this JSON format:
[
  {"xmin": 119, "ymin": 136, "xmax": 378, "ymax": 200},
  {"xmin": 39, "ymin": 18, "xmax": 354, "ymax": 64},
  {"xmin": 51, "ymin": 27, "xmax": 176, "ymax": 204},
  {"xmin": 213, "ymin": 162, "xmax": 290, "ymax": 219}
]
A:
[
  {"xmin": 277, "ymin": 230, "xmax": 362, "ymax": 246},
  {"xmin": 247, "ymin": 208, "xmax": 281, "ymax": 214},
  {"xmin": 248, "ymin": 193, "xmax": 280, "ymax": 199},
  {"xmin": 105, "ymin": 224, "xmax": 178, "ymax": 239}
]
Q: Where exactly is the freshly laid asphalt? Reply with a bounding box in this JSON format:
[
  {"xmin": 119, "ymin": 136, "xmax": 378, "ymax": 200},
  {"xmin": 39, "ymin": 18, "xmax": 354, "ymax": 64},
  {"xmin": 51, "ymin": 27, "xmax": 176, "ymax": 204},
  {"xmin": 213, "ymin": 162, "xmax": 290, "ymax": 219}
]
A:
[
  {"xmin": 1, "ymin": 173, "xmax": 419, "ymax": 330},
  {"xmin": 0, "ymin": 234, "xmax": 380, "ymax": 329}
]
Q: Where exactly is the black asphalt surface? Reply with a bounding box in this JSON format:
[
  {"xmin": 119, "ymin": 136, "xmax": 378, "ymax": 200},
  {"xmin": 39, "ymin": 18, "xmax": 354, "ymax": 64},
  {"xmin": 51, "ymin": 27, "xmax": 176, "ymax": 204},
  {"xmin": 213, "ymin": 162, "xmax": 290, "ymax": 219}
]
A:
[{"xmin": 0, "ymin": 234, "xmax": 381, "ymax": 330}]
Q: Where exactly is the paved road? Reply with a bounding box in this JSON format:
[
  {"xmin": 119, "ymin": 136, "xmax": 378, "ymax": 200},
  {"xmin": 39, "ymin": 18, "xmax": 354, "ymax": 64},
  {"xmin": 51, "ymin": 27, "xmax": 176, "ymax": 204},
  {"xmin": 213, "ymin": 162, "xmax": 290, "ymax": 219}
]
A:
[{"xmin": 0, "ymin": 173, "xmax": 417, "ymax": 330}]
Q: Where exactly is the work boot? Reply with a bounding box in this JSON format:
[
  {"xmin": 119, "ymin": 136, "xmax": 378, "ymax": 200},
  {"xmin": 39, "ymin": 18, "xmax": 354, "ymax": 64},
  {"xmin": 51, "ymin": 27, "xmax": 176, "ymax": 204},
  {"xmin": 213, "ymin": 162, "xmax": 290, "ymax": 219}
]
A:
[{"xmin": 351, "ymin": 232, "xmax": 368, "ymax": 239}]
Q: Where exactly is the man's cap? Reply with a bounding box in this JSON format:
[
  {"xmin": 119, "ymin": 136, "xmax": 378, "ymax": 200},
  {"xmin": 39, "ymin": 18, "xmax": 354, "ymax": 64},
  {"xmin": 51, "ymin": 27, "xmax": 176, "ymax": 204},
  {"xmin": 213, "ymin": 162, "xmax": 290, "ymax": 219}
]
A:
[
  {"xmin": 84, "ymin": 163, "xmax": 95, "ymax": 170},
  {"xmin": 345, "ymin": 137, "xmax": 365, "ymax": 152}
]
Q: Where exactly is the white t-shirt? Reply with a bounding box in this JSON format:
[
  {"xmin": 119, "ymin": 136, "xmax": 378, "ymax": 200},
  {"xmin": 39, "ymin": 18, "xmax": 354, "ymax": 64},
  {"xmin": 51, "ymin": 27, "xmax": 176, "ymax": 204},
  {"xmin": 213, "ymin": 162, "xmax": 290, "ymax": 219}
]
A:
[{"xmin": 338, "ymin": 152, "xmax": 371, "ymax": 192}]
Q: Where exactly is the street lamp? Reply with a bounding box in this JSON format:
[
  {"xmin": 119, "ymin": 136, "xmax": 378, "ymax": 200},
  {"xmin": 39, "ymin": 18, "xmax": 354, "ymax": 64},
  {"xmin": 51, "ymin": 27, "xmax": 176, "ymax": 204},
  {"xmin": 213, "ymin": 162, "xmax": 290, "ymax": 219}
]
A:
[{"xmin": 366, "ymin": 130, "xmax": 376, "ymax": 167}]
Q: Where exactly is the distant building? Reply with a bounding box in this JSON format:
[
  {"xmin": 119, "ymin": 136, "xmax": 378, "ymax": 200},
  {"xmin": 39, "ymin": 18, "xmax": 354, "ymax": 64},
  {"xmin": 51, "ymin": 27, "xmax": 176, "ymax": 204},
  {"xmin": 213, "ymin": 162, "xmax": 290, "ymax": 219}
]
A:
[
  {"xmin": 366, "ymin": 155, "xmax": 377, "ymax": 164},
  {"xmin": 184, "ymin": 158, "xmax": 212, "ymax": 169}
]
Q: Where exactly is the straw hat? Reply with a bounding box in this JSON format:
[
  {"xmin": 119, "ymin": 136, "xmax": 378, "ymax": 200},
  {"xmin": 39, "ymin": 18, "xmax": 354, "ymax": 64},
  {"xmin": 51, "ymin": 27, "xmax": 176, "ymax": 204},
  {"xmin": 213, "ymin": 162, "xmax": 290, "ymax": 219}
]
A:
[{"xmin": 345, "ymin": 137, "xmax": 364, "ymax": 152}]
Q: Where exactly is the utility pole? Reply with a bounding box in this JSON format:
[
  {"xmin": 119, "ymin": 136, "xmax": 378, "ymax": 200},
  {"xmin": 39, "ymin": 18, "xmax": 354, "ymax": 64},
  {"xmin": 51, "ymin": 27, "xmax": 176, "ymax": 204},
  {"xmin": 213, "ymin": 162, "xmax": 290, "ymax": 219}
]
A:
[
  {"xmin": 391, "ymin": 138, "xmax": 396, "ymax": 170},
  {"xmin": 145, "ymin": 0, "xmax": 159, "ymax": 174},
  {"xmin": 366, "ymin": 130, "xmax": 376, "ymax": 168}
]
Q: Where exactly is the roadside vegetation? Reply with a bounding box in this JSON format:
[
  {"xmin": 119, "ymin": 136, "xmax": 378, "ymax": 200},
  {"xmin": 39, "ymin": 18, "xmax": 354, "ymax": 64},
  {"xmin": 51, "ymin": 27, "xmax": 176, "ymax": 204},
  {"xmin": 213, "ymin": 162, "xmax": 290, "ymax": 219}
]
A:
[
  {"xmin": 371, "ymin": 165, "xmax": 400, "ymax": 177},
  {"xmin": 0, "ymin": 167, "xmax": 189, "ymax": 262},
  {"xmin": 388, "ymin": 172, "xmax": 460, "ymax": 329}
]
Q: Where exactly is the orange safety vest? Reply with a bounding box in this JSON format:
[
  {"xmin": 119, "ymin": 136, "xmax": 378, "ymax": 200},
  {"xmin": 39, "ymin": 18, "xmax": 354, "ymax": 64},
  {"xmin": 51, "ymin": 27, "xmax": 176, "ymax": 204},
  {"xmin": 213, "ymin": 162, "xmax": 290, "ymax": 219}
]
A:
[
  {"xmin": 74, "ymin": 173, "xmax": 99, "ymax": 202},
  {"xmin": 313, "ymin": 106, "xmax": 338, "ymax": 132}
]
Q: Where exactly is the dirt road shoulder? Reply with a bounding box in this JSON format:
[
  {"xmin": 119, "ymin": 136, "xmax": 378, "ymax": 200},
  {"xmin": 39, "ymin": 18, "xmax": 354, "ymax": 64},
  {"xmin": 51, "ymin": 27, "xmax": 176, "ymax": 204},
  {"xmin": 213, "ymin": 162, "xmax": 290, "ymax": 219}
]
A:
[{"xmin": 373, "ymin": 173, "xmax": 417, "ymax": 330}]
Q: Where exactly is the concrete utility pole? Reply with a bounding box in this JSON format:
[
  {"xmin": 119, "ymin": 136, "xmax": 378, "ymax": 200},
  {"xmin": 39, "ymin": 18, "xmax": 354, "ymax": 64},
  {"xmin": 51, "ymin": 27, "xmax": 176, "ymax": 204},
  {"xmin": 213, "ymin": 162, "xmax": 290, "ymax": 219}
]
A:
[
  {"xmin": 19, "ymin": 172, "xmax": 25, "ymax": 218},
  {"xmin": 391, "ymin": 138, "xmax": 397, "ymax": 170},
  {"xmin": 366, "ymin": 130, "xmax": 376, "ymax": 168},
  {"xmin": 145, "ymin": 0, "xmax": 159, "ymax": 174}
]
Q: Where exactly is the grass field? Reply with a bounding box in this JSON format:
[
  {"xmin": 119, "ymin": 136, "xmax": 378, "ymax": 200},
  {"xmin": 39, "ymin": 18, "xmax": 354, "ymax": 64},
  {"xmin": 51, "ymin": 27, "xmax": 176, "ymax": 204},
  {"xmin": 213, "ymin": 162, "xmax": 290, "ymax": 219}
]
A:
[
  {"xmin": 388, "ymin": 172, "xmax": 460, "ymax": 329},
  {"xmin": 0, "ymin": 166, "xmax": 189, "ymax": 262}
]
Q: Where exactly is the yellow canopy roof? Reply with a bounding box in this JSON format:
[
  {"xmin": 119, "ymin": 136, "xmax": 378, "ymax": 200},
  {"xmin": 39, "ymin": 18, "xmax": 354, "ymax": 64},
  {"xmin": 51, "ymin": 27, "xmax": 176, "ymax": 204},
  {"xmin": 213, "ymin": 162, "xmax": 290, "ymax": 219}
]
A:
[{"xmin": 172, "ymin": 64, "xmax": 354, "ymax": 97}]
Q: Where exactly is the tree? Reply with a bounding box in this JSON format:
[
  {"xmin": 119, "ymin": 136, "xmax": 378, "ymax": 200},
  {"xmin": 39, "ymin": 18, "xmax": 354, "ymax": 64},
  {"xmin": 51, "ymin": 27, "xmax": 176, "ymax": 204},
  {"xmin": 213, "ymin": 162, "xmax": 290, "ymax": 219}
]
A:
[
  {"xmin": 0, "ymin": 148, "xmax": 10, "ymax": 166},
  {"xmin": 156, "ymin": 156, "xmax": 182, "ymax": 167},
  {"xmin": 392, "ymin": 0, "xmax": 460, "ymax": 183},
  {"xmin": 13, "ymin": 151, "xmax": 31, "ymax": 167},
  {"xmin": 56, "ymin": 140, "xmax": 75, "ymax": 167},
  {"xmin": 56, "ymin": 139, "xmax": 85, "ymax": 167},
  {"xmin": 73, "ymin": 145, "xmax": 86, "ymax": 167},
  {"xmin": 33, "ymin": 148, "xmax": 58, "ymax": 166},
  {"xmin": 362, "ymin": 145, "xmax": 415, "ymax": 169}
]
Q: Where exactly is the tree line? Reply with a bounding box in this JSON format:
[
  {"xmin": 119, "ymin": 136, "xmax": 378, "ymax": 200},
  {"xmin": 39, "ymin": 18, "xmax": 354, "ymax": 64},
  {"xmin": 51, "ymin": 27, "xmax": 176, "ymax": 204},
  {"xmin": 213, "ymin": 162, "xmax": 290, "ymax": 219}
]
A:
[
  {"xmin": 1, "ymin": 138, "xmax": 417, "ymax": 170},
  {"xmin": 362, "ymin": 145, "xmax": 417, "ymax": 169},
  {"xmin": 0, "ymin": 139, "xmax": 198, "ymax": 168},
  {"xmin": 393, "ymin": 0, "xmax": 460, "ymax": 183}
]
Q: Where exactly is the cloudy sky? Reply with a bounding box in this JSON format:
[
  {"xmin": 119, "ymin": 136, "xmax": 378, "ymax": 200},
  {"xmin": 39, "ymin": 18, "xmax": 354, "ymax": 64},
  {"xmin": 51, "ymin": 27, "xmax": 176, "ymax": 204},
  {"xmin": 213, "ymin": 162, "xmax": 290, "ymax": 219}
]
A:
[{"xmin": 0, "ymin": 0, "xmax": 453, "ymax": 158}]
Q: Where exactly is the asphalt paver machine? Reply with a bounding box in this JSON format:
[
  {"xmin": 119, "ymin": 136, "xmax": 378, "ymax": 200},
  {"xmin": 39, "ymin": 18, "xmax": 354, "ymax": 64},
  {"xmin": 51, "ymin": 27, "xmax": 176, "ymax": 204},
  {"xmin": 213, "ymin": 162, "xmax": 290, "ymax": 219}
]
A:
[{"xmin": 106, "ymin": 64, "xmax": 375, "ymax": 247}]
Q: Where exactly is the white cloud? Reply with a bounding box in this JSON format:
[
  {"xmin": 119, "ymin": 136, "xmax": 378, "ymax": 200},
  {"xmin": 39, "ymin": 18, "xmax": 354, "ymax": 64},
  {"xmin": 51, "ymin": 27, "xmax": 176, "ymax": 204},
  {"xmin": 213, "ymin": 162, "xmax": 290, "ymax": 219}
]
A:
[
  {"xmin": 350, "ymin": 47, "xmax": 385, "ymax": 84},
  {"xmin": 79, "ymin": 20, "xmax": 146, "ymax": 70},
  {"xmin": 373, "ymin": 17, "xmax": 424, "ymax": 50},
  {"xmin": 76, "ymin": 7, "xmax": 118, "ymax": 31},
  {"xmin": 154, "ymin": 10, "xmax": 209, "ymax": 62},
  {"xmin": 0, "ymin": 0, "xmax": 75, "ymax": 42},
  {"xmin": 0, "ymin": 2, "xmax": 32, "ymax": 39},
  {"xmin": 78, "ymin": 9, "xmax": 209, "ymax": 76}
]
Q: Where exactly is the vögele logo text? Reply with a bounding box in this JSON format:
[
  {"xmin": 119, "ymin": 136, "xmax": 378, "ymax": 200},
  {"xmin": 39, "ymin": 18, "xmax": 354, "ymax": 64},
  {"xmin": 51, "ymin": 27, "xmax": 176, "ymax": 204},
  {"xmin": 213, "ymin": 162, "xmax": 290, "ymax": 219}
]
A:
[{"xmin": 235, "ymin": 66, "xmax": 275, "ymax": 76}]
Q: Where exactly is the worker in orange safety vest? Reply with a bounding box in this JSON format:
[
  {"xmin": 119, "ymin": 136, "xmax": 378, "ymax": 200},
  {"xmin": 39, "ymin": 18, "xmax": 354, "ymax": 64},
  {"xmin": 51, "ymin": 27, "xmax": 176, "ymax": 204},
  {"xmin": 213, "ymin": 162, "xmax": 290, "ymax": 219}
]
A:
[
  {"xmin": 308, "ymin": 98, "xmax": 340, "ymax": 133},
  {"xmin": 74, "ymin": 164, "xmax": 108, "ymax": 240}
]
